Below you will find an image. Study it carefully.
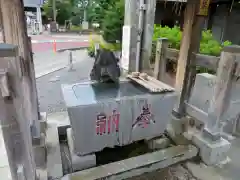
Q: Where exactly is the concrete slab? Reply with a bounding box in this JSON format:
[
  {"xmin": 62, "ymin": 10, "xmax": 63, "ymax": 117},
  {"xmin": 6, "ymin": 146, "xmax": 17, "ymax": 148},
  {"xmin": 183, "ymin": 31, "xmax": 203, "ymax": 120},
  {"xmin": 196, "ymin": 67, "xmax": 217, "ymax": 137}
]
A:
[
  {"xmin": 47, "ymin": 111, "xmax": 70, "ymax": 127},
  {"xmin": 147, "ymin": 137, "xmax": 170, "ymax": 150},
  {"xmin": 188, "ymin": 73, "xmax": 240, "ymax": 135},
  {"xmin": 33, "ymin": 133, "xmax": 46, "ymax": 168},
  {"xmin": 66, "ymin": 128, "xmax": 96, "ymax": 172},
  {"xmin": 185, "ymin": 162, "xmax": 233, "ymax": 180},
  {"xmin": 36, "ymin": 169, "xmax": 48, "ymax": 180},
  {"xmin": 0, "ymin": 166, "xmax": 12, "ymax": 180},
  {"xmin": 39, "ymin": 112, "xmax": 47, "ymax": 135},
  {"xmin": 0, "ymin": 128, "xmax": 12, "ymax": 180},
  {"xmin": 69, "ymin": 145, "xmax": 198, "ymax": 180},
  {"xmin": 193, "ymin": 133, "xmax": 231, "ymax": 166},
  {"xmin": 213, "ymin": 138, "xmax": 240, "ymax": 180},
  {"xmin": 47, "ymin": 111, "xmax": 70, "ymax": 135},
  {"xmin": 46, "ymin": 122, "xmax": 63, "ymax": 179}
]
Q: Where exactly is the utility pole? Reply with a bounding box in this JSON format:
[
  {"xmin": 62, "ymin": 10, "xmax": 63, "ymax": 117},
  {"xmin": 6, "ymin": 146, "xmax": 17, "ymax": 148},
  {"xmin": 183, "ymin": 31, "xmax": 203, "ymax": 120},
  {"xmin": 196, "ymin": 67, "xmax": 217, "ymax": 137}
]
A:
[
  {"xmin": 0, "ymin": 0, "xmax": 39, "ymax": 179},
  {"xmin": 121, "ymin": 0, "xmax": 156, "ymax": 73},
  {"xmin": 53, "ymin": 0, "xmax": 57, "ymax": 22},
  {"xmin": 82, "ymin": 0, "xmax": 89, "ymax": 29}
]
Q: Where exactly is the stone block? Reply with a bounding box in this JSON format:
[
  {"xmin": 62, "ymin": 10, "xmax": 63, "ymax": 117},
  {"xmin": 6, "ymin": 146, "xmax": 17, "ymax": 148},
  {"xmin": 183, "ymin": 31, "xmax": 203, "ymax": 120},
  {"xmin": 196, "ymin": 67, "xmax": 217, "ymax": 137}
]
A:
[
  {"xmin": 188, "ymin": 73, "xmax": 216, "ymax": 120},
  {"xmin": 46, "ymin": 123, "xmax": 63, "ymax": 179},
  {"xmin": 192, "ymin": 133, "xmax": 231, "ymax": 166},
  {"xmin": 202, "ymin": 128, "xmax": 221, "ymax": 141},
  {"xmin": 188, "ymin": 73, "xmax": 240, "ymax": 136},
  {"xmin": 170, "ymin": 116, "xmax": 185, "ymax": 135},
  {"xmin": 82, "ymin": 21, "xmax": 89, "ymax": 30},
  {"xmin": 40, "ymin": 112, "xmax": 47, "ymax": 135},
  {"xmin": 62, "ymin": 80, "xmax": 177, "ymax": 155},
  {"xmin": 33, "ymin": 133, "xmax": 46, "ymax": 167},
  {"xmin": 66, "ymin": 128, "xmax": 96, "ymax": 172},
  {"xmin": 148, "ymin": 137, "xmax": 170, "ymax": 150},
  {"xmin": 17, "ymin": 165, "xmax": 26, "ymax": 180},
  {"xmin": 220, "ymin": 132, "xmax": 235, "ymax": 142}
]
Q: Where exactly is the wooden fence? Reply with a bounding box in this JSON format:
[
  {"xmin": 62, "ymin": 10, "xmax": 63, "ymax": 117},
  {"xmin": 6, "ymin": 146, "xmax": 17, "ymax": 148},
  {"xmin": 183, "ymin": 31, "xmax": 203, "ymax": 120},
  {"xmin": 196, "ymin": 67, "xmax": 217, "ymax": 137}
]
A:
[
  {"xmin": 153, "ymin": 38, "xmax": 220, "ymax": 81},
  {"xmin": 153, "ymin": 38, "xmax": 240, "ymax": 136}
]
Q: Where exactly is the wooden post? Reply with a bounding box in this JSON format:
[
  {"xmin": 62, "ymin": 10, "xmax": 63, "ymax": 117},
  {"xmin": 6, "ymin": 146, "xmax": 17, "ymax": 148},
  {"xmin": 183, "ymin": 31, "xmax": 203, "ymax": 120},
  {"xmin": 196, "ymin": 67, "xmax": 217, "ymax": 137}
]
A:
[
  {"xmin": 140, "ymin": 0, "xmax": 157, "ymax": 72},
  {"xmin": 206, "ymin": 46, "xmax": 240, "ymax": 134},
  {"xmin": 175, "ymin": 2, "xmax": 196, "ymax": 92},
  {"xmin": 153, "ymin": 38, "xmax": 168, "ymax": 81},
  {"xmin": 174, "ymin": 1, "xmax": 207, "ymax": 118},
  {"xmin": 0, "ymin": 0, "xmax": 38, "ymax": 179},
  {"xmin": 0, "ymin": 0, "xmax": 40, "ymax": 132}
]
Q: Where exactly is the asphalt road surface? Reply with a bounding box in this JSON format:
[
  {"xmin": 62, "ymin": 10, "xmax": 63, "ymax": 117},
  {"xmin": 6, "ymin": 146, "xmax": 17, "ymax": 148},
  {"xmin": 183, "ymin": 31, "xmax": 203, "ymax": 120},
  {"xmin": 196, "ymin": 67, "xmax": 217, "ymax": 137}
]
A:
[
  {"xmin": 31, "ymin": 34, "xmax": 89, "ymax": 53},
  {"xmin": 36, "ymin": 50, "xmax": 94, "ymax": 113}
]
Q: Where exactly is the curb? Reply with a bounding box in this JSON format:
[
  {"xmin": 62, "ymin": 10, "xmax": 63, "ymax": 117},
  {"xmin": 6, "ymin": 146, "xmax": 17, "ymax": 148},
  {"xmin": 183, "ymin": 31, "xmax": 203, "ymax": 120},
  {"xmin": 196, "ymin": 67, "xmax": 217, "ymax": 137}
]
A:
[{"xmin": 57, "ymin": 46, "xmax": 89, "ymax": 53}]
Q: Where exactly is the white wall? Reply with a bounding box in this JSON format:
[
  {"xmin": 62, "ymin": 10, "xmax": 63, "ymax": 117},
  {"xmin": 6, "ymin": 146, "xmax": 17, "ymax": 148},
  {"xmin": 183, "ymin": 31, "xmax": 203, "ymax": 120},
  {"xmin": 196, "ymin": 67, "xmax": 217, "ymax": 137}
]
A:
[{"xmin": 24, "ymin": 0, "xmax": 44, "ymax": 7}]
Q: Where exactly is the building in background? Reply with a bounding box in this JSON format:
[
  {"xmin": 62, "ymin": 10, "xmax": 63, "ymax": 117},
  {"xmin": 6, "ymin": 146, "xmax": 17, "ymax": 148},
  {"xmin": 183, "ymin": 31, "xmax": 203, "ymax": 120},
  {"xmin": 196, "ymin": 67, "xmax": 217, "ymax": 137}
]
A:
[
  {"xmin": 24, "ymin": 0, "xmax": 44, "ymax": 33},
  {"xmin": 154, "ymin": 0, "xmax": 240, "ymax": 45}
]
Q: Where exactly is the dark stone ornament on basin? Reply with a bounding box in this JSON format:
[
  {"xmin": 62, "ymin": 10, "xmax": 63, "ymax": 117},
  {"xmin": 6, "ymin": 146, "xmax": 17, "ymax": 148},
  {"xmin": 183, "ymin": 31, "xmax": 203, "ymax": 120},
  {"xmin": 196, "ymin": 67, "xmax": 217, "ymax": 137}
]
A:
[{"xmin": 90, "ymin": 49, "xmax": 121, "ymax": 83}]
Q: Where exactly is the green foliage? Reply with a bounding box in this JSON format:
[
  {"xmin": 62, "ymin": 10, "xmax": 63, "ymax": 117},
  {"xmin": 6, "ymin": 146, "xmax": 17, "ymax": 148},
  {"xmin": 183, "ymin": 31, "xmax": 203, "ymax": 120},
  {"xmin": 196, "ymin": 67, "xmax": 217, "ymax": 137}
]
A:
[
  {"xmin": 43, "ymin": 0, "xmax": 74, "ymax": 25},
  {"xmin": 70, "ymin": 25, "xmax": 82, "ymax": 31},
  {"xmin": 152, "ymin": 25, "xmax": 232, "ymax": 73},
  {"xmin": 87, "ymin": 35, "xmax": 121, "ymax": 57},
  {"xmin": 101, "ymin": 0, "xmax": 124, "ymax": 42},
  {"xmin": 153, "ymin": 25, "xmax": 182, "ymax": 49},
  {"xmin": 87, "ymin": 0, "xmax": 115, "ymax": 25},
  {"xmin": 152, "ymin": 25, "xmax": 232, "ymax": 57}
]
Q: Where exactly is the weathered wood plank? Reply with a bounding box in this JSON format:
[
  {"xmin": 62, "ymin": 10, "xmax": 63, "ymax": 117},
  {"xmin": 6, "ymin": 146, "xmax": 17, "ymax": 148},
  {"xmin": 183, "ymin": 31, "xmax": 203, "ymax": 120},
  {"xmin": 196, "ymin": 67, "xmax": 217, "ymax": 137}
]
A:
[
  {"xmin": 165, "ymin": 48, "xmax": 220, "ymax": 71},
  {"xmin": 154, "ymin": 38, "xmax": 168, "ymax": 81},
  {"xmin": 207, "ymin": 46, "xmax": 240, "ymax": 132},
  {"xmin": 175, "ymin": 2, "xmax": 196, "ymax": 91},
  {"xmin": 0, "ymin": 0, "xmax": 38, "ymax": 179},
  {"xmin": 127, "ymin": 73, "xmax": 174, "ymax": 93}
]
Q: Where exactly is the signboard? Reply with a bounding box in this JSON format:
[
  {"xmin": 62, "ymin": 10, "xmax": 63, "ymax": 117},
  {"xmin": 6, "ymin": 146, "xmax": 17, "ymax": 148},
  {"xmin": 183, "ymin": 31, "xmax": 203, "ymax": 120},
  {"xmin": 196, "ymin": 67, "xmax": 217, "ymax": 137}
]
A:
[
  {"xmin": 121, "ymin": 26, "xmax": 131, "ymax": 71},
  {"xmin": 24, "ymin": 0, "xmax": 44, "ymax": 7},
  {"xmin": 197, "ymin": 0, "xmax": 211, "ymax": 16}
]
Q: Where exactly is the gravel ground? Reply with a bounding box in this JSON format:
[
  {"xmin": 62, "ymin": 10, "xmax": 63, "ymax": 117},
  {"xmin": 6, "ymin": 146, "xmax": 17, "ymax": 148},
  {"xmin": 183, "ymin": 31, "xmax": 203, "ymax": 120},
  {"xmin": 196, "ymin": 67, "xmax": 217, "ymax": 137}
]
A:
[{"xmin": 128, "ymin": 165, "xmax": 196, "ymax": 180}]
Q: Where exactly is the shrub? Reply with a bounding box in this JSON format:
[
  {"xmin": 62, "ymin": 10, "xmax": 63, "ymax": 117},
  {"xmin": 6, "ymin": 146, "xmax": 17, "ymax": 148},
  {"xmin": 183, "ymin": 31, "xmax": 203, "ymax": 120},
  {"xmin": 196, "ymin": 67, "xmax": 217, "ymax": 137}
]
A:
[
  {"xmin": 70, "ymin": 25, "xmax": 82, "ymax": 32},
  {"xmin": 87, "ymin": 35, "xmax": 121, "ymax": 57},
  {"xmin": 152, "ymin": 25, "xmax": 231, "ymax": 58},
  {"xmin": 101, "ymin": 0, "xmax": 124, "ymax": 43},
  {"xmin": 151, "ymin": 25, "xmax": 232, "ymax": 73}
]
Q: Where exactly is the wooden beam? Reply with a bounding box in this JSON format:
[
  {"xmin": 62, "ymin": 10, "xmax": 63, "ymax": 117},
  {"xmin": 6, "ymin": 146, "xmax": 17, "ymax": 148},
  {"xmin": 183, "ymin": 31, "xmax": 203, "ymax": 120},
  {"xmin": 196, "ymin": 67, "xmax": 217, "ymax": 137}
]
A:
[
  {"xmin": 140, "ymin": 0, "xmax": 157, "ymax": 72},
  {"xmin": 163, "ymin": 48, "xmax": 220, "ymax": 71},
  {"xmin": 174, "ymin": 1, "xmax": 207, "ymax": 117},
  {"xmin": 154, "ymin": 38, "xmax": 168, "ymax": 81},
  {"xmin": 1, "ymin": 0, "xmax": 40, "ymax": 134},
  {"xmin": 207, "ymin": 46, "xmax": 240, "ymax": 130},
  {"xmin": 0, "ymin": 0, "xmax": 38, "ymax": 179},
  {"xmin": 175, "ymin": 2, "xmax": 196, "ymax": 92}
]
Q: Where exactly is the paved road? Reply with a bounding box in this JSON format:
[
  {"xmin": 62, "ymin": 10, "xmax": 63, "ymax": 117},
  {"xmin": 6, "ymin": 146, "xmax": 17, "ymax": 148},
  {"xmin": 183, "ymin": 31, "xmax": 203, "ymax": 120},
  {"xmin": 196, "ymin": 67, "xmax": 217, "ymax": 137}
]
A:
[
  {"xmin": 34, "ymin": 50, "xmax": 89, "ymax": 78},
  {"xmin": 36, "ymin": 50, "xmax": 94, "ymax": 113},
  {"xmin": 31, "ymin": 34, "xmax": 90, "ymax": 52}
]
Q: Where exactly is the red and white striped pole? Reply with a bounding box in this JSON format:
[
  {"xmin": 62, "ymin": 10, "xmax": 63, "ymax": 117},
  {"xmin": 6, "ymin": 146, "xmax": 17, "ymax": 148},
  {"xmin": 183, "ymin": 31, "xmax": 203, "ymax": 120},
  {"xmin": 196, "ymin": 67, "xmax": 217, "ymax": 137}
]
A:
[{"xmin": 53, "ymin": 40, "xmax": 57, "ymax": 53}]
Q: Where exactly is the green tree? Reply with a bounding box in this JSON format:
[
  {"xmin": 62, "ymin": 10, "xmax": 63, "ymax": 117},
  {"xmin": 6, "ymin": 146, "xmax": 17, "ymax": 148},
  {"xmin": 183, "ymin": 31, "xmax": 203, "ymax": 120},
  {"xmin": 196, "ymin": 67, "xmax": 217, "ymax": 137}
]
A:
[
  {"xmin": 42, "ymin": 0, "xmax": 74, "ymax": 25},
  {"xmin": 101, "ymin": 0, "xmax": 124, "ymax": 42}
]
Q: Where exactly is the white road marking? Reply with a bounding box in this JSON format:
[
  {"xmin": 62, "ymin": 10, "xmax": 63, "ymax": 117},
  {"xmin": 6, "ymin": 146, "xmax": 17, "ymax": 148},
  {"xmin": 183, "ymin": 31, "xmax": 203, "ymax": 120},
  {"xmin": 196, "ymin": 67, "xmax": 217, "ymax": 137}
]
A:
[{"xmin": 31, "ymin": 39, "xmax": 89, "ymax": 44}]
